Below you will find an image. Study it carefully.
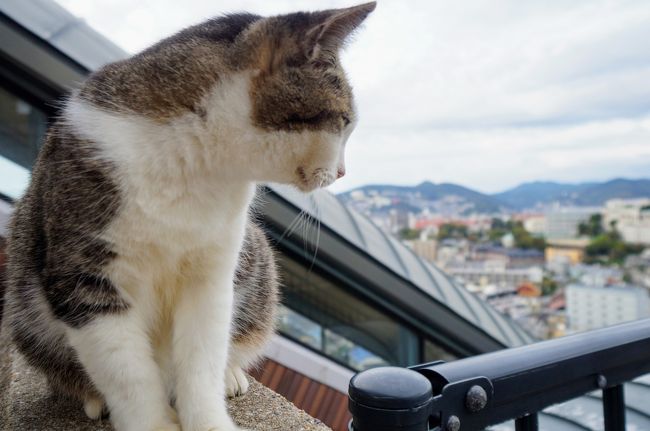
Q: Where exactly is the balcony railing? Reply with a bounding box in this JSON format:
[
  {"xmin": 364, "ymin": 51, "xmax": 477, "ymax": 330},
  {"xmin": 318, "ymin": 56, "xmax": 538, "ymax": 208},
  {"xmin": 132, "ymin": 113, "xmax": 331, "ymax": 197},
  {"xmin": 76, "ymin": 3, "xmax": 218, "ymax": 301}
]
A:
[{"xmin": 348, "ymin": 318, "xmax": 650, "ymax": 431}]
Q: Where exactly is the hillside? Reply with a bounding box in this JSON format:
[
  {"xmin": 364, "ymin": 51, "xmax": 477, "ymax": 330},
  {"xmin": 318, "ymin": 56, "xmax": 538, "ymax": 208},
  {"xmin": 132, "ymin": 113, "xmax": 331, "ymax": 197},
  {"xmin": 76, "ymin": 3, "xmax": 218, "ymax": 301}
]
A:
[
  {"xmin": 339, "ymin": 181, "xmax": 506, "ymax": 214},
  {"xmin": 495, "ymin": 178, "xmax": 650, "ymax": 209},
  {"xmin": 339, "ymin": 178, "xmax": 650, "ymax": 214}
]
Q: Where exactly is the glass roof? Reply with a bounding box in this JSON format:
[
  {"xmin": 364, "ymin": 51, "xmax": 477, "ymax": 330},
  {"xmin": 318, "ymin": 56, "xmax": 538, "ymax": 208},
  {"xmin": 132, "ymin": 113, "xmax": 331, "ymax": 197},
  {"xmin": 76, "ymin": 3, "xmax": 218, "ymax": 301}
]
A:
[
  {"xmin": 1, "ymin": 0, "xmax": 126, "ymax": 70},
  {"xmin": 272, "ymin": 185, "xmax": 533, "ymax": 347}
]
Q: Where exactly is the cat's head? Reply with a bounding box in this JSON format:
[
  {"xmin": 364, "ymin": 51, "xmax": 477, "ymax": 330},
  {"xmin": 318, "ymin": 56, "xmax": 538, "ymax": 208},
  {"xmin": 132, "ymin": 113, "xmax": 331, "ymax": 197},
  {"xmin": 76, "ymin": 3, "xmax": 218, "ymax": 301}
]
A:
[{"xmin": 231, "ymin": 2, "xmax": 376, "ymax": 192}]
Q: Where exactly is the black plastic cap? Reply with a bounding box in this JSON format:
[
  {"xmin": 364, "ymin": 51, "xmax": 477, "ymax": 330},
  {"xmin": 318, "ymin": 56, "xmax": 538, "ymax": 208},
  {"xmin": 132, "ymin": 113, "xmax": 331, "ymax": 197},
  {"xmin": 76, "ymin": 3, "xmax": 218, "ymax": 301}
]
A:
[{"xmin": 349, "ymin": 367, "xmax": 433, "ymax": 409}]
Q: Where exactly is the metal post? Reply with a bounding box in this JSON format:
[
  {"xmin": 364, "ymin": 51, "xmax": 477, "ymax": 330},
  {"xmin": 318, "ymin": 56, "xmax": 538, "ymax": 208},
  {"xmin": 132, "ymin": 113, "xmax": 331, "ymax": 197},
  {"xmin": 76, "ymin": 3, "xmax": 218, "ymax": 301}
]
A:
[
  {"xmin": 603, "ymin": 384, "xmax": 625, "ymax": 431},
  {"xmin": 515, "ymin": 413, "xmax": 539, "ymax": 431}
]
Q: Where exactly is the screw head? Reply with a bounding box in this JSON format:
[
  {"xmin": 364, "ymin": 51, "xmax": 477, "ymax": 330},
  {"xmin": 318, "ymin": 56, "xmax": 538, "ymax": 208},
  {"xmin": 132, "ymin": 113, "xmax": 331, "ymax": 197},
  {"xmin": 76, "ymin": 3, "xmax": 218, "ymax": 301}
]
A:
[
  {"xmin": 446, "ymin": 415, "xmax": 461, "ymax": 431},
  {"xmin": 597, "ymin": 374, "xmax": 608, "ymax": 389},
  {"xmin": 466, "ymin": 385, "xmax": 488, "ymax": 412}
]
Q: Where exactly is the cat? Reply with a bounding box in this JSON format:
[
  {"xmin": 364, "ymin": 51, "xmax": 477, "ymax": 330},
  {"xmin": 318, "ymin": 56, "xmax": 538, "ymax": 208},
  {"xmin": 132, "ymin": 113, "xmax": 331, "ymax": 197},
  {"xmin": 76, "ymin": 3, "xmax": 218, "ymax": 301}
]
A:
[{"xmin": 3, "ymin": 2, "xmax": 374, "ymax": 431}]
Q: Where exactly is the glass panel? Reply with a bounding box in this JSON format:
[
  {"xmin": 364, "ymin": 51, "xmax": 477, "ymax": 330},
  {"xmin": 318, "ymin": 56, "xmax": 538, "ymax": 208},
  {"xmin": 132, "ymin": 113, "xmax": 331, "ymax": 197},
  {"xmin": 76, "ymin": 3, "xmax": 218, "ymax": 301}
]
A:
[
  {"xmin": 0, "ymin": 156, "xmax": 30, "ymax": 200},
  {"xmin": 277, "ymin": 305, "xmax": 322, "ymax": 351},
  {"xmin": 278, "ymin": 254, "xmax": 420, "ymax": 370},
  {"xmin": 423, "ymin": 339, "xmax": 456, "ymax": 363},
  {"xmin": 0, "ymin": 86, "xmax": 47, "ymax": 200},
  {"xmin": 324, "ymin": 329, "xmax": 389, "ymax": 370},
  {"xmin": 0, "ymin": 86, "xmax": 47, "ymax": 169}
]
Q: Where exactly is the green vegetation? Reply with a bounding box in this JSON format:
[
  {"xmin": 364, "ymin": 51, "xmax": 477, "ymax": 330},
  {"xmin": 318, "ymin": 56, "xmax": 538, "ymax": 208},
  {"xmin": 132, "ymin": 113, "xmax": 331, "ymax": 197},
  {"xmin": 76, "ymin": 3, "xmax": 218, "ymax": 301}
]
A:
[
  {"xmin": 437, "ymin": 223, "xmax": 469, "ymax": 240},
  {"xmin": 511, "ymin": 222, "xmax": 546, "ymax": 251},
  {"xmin": 488, "ymin": 219, "xmax": 546, "ymax": 251},
  {"xmin": 398, "ymin": 228, "xmax": 421, "ymax": 240},
  {"xmin": 577, "ymin": 214, "xmax": 644, "ymax": 265},
  {"xmin": 584, "ymin": 229, "xmax": 643, "ymax": 265},
  {"xmin": 488, "ymin": 218, "xmax": 510, "ymax": 242},
  {"xmin": 541, "ymin": 276, "xmax": 559, "ymax": 296},
  {"xmin": 578, "ymin": 214, "xmax": 604, "ymax": 237}
]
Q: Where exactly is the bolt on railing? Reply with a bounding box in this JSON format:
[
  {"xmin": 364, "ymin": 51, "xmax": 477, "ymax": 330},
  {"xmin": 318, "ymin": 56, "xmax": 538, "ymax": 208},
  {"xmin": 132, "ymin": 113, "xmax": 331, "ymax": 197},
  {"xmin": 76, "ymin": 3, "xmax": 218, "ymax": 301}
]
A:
[{"xmin": 348, "ymin": 318, "xmax": 650, "ymax": 431}]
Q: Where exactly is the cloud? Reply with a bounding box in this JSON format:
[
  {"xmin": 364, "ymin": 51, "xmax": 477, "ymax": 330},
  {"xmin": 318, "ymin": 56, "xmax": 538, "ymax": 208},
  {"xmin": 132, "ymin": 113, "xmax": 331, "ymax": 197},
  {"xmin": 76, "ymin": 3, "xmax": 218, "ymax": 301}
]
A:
[
  {"xmin": 333, "ymin": 113, "xmax": 650, "ymax": 193},
  {"xmin": 54, "ymin": 0, "xmax": 650, "ymax": 193}
]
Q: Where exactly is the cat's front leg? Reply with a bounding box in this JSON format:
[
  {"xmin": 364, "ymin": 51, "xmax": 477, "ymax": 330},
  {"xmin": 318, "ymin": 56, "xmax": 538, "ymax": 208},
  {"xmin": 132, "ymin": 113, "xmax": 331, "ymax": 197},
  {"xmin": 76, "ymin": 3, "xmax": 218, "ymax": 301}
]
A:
[
  {"xmin": 67, "ymin": 311, "xmax": 179, "ymax": 431},
  {"xmin": 173, "ymin": 247, "xmax": 246, "ymax": 431}
]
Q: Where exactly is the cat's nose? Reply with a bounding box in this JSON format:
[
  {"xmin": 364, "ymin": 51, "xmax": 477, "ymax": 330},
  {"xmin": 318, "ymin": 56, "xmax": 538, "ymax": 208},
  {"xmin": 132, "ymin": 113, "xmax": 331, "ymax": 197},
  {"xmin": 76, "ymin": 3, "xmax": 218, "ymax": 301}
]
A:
[{"xmin": 336, "ymin": 167, "xmax": 346, "ymax": 179}]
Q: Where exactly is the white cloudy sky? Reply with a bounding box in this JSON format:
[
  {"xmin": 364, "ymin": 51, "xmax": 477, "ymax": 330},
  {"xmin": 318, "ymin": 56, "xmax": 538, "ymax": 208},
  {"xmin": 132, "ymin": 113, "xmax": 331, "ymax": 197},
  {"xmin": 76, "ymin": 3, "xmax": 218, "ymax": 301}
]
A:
[{"xmin": 55, "ymin": 0, "xmax": 650, "ymax": 194}]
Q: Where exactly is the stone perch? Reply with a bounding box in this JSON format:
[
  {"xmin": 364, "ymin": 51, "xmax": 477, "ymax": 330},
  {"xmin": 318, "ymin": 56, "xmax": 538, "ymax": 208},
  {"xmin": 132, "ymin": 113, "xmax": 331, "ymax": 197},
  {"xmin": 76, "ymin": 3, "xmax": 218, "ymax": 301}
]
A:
[{"xmin": 0, "ymin": 323, "xmax": 331, "ymax": 431}]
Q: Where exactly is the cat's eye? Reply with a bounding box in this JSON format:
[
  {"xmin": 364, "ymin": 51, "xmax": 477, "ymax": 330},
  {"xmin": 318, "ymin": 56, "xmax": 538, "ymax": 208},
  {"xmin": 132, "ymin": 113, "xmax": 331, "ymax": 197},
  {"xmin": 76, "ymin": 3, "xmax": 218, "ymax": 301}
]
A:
[
  {"xmin": 342, "ymin": 115, "xmax": 351, "ymax": 127},
  {"xmin": 286, "ymin": 111, "xmax": 326, "ymax": 125}
]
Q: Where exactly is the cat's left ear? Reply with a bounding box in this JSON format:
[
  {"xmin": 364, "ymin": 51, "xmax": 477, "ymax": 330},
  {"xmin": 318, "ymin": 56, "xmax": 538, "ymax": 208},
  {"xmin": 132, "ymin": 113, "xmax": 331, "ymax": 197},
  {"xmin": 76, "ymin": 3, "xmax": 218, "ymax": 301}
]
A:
[{"xmin": 305, "ymin": 2, "xmax": 376, "ymax": 61}]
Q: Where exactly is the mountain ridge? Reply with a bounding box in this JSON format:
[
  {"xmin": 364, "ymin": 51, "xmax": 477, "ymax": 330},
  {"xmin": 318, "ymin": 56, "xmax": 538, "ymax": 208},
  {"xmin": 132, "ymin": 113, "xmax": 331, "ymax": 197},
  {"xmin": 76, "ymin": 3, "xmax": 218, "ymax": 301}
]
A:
[{"xmin": 338, "ymin": 178, "xmax": 650, "ymax": 212}]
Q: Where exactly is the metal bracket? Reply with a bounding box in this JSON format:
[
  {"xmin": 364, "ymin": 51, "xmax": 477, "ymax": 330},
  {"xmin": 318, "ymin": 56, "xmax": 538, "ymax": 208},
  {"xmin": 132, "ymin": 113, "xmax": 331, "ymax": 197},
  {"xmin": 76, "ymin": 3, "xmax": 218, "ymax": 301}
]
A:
[{"xmin": 431, "ymin": 376, "xmax": 494, "ymax": 430}]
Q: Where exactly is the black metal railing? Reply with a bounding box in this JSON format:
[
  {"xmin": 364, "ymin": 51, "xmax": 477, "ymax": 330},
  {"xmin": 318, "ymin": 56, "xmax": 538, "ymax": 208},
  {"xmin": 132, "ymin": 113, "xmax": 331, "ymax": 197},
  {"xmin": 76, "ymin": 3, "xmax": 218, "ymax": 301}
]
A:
[{"xmin": 348, "ymin": 318, "xmax": 650, "ymax": 431}]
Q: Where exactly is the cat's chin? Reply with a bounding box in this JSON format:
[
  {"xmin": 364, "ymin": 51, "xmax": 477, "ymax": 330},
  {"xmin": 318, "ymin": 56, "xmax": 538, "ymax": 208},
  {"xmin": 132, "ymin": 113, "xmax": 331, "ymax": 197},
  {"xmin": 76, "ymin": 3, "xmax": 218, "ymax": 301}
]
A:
[
  {"xmin": 294, "ymin": 181, "xmax": 326, "ymax": 193},
  {"xmin": 293, "ymin": 167, "xmax": 336, "ymax": 193}
]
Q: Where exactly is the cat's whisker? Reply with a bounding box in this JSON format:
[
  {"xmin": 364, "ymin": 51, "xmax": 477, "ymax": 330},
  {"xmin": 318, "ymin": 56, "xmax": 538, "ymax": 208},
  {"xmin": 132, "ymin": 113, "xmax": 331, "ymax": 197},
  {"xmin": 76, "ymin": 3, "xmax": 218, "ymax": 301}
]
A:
[
  {"xmin": 308, "ymin": 202, "xmax": 322, "ymax": 272},
  {"xmin": 278, "ymin": 209, "xmax": 306, "ymax": 243},
  {"xmin": 300, "ymin": 210, "xmax": 313, "ymax": 257}
]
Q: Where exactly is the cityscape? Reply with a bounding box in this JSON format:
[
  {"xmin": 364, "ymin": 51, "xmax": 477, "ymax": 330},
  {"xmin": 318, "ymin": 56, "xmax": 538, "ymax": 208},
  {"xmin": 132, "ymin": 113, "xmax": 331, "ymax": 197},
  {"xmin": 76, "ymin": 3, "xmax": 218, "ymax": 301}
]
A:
[{"xmin": 339, "ymin": 178, "xmax": 650, "ymax": 340}]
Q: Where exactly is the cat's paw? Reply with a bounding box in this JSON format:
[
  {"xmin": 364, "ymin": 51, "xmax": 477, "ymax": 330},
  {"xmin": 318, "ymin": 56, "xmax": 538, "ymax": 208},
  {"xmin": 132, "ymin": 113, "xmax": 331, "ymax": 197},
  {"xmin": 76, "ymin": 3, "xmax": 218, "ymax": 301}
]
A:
[
  {"xmin": 166, "ymin": 405, "xmax": 180, "ymax": 424},
  {"xmin": 83, "ymin": 396, "xmax": 107, "ymax": 420},
  {"xmin": 225, "ymin": 366, "xmax": 249, "ymax": 398},
  {"xmin": 150, "ymin": 407, "xmax": 181, "ymax": 431}
]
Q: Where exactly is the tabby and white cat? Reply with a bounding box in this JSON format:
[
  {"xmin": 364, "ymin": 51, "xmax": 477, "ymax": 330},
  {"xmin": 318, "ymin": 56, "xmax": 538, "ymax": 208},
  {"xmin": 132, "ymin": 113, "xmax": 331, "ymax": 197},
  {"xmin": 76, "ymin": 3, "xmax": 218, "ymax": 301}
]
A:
[{"xmin": 4, "ymin": 3, "xmax": 374, "ymax": 431}]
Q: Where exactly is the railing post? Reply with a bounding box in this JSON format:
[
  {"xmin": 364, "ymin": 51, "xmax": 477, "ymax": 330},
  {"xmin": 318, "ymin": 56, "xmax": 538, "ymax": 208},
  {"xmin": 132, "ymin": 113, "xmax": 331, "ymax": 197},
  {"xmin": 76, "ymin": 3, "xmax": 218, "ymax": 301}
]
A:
[
  {"xmin": 603, "ymin": 384, "xmax": 625, "ymax": 431},
  {"xmin": 348, "ymin": 367, "xmax": 433, "ymax": 431},
  {"xmin": 515, "ymin": 413, "xmax": 538, "ymax": 431}
]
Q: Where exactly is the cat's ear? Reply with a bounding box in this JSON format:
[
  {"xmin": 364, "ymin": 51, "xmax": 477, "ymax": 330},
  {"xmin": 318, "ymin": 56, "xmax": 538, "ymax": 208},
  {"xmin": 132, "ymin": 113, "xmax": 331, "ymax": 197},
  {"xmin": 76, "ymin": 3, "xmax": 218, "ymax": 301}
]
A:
[
  {"xmin": 304, "ymin": 2, "xmax": 376, "ymax": 61},
  {"xmin": 253, "ymin": 2, "xmax": 375, "ymax": 74}
]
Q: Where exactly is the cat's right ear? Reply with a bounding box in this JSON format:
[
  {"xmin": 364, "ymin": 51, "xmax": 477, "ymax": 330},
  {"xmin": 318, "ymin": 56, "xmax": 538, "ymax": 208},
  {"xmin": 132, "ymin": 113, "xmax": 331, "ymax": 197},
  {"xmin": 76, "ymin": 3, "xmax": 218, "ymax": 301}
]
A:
[
  {"xmin": 253, "ymin": 2, "xmax": 376, "ymax": 75},
  {"xmin": 304, "ymin": 2, "xmax": 377, "ymax": 62}
]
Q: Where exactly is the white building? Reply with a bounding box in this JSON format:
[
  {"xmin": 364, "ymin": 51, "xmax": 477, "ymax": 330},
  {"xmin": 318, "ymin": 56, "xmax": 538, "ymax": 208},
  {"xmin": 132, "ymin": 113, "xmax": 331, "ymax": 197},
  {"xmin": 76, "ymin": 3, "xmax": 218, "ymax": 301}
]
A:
[
  {"xmin": 544, "ymin": 207, "xmax": 600, "ymax": 240},
  {"xmin": 523, "ymin": 215, "xmax": 546, "ymax": 237},
  {"xmin": 603, "ymin": 199, "xmax": 650, "ymax": 245},
  {"xmin": 569, "ymin": 264, "xmax": 624, "ymax": 287},
  {"xmin": 447, "ymin": 260, "xmax": 543, "ymax": 291},
  {"xmin": 566, "ymin": 284, "xmax": 650, "ymax": 333}
]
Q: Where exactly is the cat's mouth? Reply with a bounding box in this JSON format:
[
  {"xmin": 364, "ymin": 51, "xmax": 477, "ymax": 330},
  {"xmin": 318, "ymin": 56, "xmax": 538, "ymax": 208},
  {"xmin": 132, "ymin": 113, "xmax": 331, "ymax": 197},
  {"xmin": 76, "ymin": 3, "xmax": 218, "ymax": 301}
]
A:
[{"xmin": 295, "ymin": 167, "xmax": 336, "ymax": 192}]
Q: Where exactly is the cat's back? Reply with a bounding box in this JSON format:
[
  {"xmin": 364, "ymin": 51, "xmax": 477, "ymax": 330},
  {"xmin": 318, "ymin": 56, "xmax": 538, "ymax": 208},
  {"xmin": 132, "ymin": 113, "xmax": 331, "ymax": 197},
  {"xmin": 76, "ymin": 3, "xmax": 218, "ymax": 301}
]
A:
[
  {"xmin": 6, "ymin": 121, "xmax": 123, "ymax": 328},
  {"xmin": 9, "ymin": 121, "xmax": 121, "ymax": 259},
  {"xmin": 9, "ymin": 123, "xmax": 118, "ymax": 259},
  {"xmin": 78, "ymin": 13, "xmax": 262, "ymax": 122}
]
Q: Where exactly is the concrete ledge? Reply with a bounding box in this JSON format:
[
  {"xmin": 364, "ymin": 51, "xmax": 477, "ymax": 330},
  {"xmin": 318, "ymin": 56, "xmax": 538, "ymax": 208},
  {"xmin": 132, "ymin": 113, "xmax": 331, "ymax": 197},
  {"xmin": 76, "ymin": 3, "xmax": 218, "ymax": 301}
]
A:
[{"xmin": 0, "ymin": 325, "xmax": 330, "ymax": 430}]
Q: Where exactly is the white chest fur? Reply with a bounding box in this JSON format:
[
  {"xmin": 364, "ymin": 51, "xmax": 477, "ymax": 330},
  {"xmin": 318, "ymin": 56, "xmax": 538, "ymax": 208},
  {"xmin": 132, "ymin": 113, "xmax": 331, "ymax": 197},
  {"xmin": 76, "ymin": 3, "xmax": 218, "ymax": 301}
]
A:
[{"xmin": 64, "ymin": 84, "xmax": 257, "ymax": 314}]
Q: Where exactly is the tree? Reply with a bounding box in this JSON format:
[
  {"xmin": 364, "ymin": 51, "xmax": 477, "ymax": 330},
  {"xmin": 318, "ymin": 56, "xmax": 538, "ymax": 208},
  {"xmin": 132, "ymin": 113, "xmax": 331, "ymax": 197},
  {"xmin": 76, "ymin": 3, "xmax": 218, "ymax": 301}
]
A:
[
  {"xmin": 585, "ymin": 230, "xmax": 644, "ymax": 264},
  {"xmin": 490, "ymin": 218, "xmax": 508, "ymax": 230},
  {"xmin": 541, "ymin": 276, "xmax": 558, "ymax": 296},
  {"xmin": 511, "ymin": 221, "xmax": 546, "ymax": 251},
  {"xmin": 578, "ymin": 214, "xmax": 604, "ymax": 237},
  {"xmin": 398, "ymin": 228, "xmax": 421, "ymax": 241},
  {"xmin": 488, "ymin": 218, "xmax": 511, "ymax": 242},
  {"xmin": 437, "ymin": 223, "xmax": 468, "ymax": 240},
  {"xmin": 488, "ymin": 228, "xmax": 507, "ymax": 242}
]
